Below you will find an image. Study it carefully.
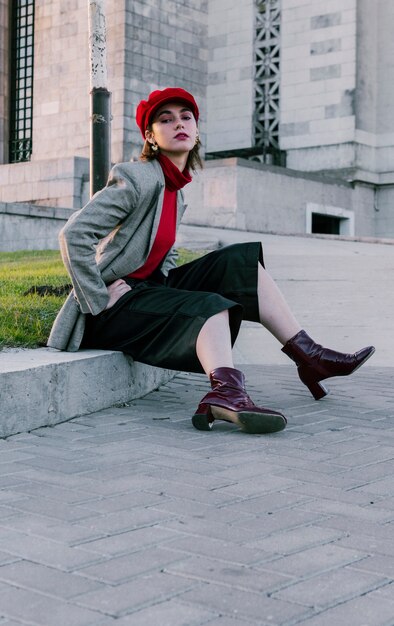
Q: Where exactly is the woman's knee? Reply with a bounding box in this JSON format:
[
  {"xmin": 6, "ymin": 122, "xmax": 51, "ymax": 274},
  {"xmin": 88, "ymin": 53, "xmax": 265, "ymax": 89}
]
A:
[{"xmin": 199, "ymin": 309, "xmax": 230, "ymax": 333}]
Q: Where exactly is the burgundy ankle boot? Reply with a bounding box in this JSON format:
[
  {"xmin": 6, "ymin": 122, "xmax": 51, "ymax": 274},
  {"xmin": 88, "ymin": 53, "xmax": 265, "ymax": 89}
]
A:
[
  {"xmin": 192, "ymin": 367, "xmax": 287, "ymax": 434},
  {"xmin": 282, "ymin": 330, "xmax": 375, "ymax": 400}
]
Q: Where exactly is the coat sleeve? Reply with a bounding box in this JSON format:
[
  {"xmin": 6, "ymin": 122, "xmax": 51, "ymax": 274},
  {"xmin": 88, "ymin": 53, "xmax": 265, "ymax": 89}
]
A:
[
  {"xmin": 59, "ymin": 163, "xmax": 141, "ymax": 315},
  {"xmin": 160, "ymin": 246, "xmax": 179, "ymax": 275}
]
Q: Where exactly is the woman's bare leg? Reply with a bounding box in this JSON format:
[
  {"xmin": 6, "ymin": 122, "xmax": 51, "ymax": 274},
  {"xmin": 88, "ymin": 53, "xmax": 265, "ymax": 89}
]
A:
[
  {"xmin": 193, "ymin": 308, "xmax": 287, "ymax": 431},
  {"xmin": 196, "ymin": 309, "xmax": 241, "ymax": 424},
  {"xmin": 196, "ymin": 264, "xmax": 301, "ymax": 374},
  {"xmin": 196, "ymin": 309, "xmax": 234, "ymax": 376},
  {"xmin": 257, "ymin": 263, "xmax": 301, "ymax": 345}
]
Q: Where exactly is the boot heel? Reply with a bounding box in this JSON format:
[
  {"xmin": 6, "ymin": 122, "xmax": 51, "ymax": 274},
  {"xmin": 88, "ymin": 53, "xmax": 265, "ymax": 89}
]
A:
[
  {"xmin": 305, "ymin": 378, "xmax": 328, "ymax": 400},
  {"xmin": 298, "ymin": 365, "xmax": 329, "ymax": 400},
  {"xmin": 192, "ymin": 413, "xmax": 214, "ymax": 431}
]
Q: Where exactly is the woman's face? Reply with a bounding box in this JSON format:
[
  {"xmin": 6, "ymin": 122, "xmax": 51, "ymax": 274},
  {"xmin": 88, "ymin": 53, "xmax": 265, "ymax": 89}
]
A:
[{"xmin": 146, "ymin": 102, "xmax": 198, "ymax": 158}]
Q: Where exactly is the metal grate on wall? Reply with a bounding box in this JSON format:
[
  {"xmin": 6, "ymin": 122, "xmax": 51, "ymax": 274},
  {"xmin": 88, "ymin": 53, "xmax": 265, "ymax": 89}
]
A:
[
  {"xmin": 253, "ymin": 0, "xmax": 282, "ymax": 164},
  {"xmin": 9, "ymin": 0, "xmax": 35, "ymax": 163}
]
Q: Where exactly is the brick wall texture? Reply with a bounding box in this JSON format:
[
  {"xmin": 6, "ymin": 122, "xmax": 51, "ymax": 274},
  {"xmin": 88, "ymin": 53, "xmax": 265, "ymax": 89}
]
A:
[
  {"xmin": 28, "ymin": 0, "xmax": 208, "ymax": 164},
  {"xmin": 123, "ymin": 0, "xmax": 208, "ymax": 163}
]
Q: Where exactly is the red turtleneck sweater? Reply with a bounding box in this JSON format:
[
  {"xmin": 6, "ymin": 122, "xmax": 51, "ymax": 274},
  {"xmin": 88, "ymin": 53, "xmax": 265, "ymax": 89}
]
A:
[{"xmin": 128, "ymin": 154, "xmax": 192, "ymax": 279}]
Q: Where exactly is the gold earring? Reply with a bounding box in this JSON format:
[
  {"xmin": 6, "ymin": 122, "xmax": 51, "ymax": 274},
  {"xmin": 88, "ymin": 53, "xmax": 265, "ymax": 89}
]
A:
[
  {"xmin": 151, "ymin": 142, "xmax": 159, "ymax": 152},
  {"xmin": 195, "ymin": 134, "xmax": 200, "ymax": 146}
]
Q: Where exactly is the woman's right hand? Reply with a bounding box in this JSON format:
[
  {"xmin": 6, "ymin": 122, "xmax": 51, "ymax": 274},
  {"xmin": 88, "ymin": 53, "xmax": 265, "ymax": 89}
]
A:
[{"xmin": 105, "ymin": 279, "xmax": 132, "ymax": 310}]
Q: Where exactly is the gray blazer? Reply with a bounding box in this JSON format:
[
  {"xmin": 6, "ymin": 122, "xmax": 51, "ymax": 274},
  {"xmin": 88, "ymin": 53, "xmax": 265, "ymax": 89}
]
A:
[{"xmin": 47, "ymin": 159, "xmax": 187, "ymax": 351}]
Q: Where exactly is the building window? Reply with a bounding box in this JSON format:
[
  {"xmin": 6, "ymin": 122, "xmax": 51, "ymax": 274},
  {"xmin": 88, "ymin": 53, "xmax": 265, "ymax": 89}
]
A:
[
  {"xmin": 306, "ymin": 203, "xmax": 355, "ymax": 236},
  {"xmin": 9, "ymin": 0, "xmax": 35, "ymax": 163},
  {"xmin": 312, "ymin": 214, "xmax": 341, "ymax": 235},
  {"xmin": 253, "ymin": 0, "xmax": 282, "ymax": 164}
]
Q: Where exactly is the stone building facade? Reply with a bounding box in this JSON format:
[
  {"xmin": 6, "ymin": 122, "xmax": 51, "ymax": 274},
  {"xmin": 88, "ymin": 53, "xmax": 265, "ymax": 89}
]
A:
[{"xmin": 1, "ymin": 0, "xmax": 393, "ymax": 239}]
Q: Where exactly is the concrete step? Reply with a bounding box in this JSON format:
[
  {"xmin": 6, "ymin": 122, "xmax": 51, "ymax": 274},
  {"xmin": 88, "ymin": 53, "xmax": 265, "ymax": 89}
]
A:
[{"xmin": 0, "ymin": 348, "xmax": 176, "ymax": 438}]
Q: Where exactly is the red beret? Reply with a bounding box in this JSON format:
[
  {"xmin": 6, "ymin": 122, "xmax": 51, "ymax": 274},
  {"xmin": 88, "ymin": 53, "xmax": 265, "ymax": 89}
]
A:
[{"xmin": 136, "ymin": 87, "xmax": 199, "ymax": 138}]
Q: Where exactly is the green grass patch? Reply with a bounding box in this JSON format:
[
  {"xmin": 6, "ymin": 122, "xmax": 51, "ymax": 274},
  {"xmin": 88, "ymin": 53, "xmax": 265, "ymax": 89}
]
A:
[
  {"xmin": 0, "ymin": 248, "xmax": 204, "ymax": 349},
  {"xmin": 0, "ymin": 250, "xmax": 69, "ymax": 349}
]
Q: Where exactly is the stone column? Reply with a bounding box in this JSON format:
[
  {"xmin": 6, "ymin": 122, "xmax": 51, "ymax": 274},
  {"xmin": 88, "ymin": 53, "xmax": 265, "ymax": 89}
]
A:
[
  {"xmin": 205, "ymin": 0, "xmax": 255, "ymax": 154},
  {"xmin": 279, "ymin": 0, "xmax": 394, "ymax": 186},
  {"xmin": 279, "ymin": 0, "xmax": 358, "ymax": 174}
]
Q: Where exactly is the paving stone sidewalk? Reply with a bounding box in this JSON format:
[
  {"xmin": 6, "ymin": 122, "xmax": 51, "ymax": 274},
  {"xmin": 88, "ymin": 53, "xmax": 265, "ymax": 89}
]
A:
[{"xmin": 0, "ymin": 364, "xmax": 393, "ymax": 625}]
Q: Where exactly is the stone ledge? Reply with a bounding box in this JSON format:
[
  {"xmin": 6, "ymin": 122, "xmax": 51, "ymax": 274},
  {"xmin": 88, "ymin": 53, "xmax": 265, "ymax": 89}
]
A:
[
  {"xmin": 0, "ymin": 348, "xmax": 176, "ymax": 438},
  {"xmin": 0, "ymin": 201, "xmax": 74, "ymax": 220}
]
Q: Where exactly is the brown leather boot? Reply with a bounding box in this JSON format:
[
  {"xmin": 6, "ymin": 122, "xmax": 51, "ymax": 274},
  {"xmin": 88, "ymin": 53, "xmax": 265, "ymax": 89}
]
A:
[
  {"xmin": 282, "ymin": 330, "xmax": 375, "ymax": 400},
  {"xmin": 192, "ymin": 367, "xmax": 287, "ymax": 434}
]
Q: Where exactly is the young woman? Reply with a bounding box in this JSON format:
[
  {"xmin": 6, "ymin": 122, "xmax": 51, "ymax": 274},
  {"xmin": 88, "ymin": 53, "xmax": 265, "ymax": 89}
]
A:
[{"xmin": 48, "ymin": 87, "xmax": 375, "ymax": 434}]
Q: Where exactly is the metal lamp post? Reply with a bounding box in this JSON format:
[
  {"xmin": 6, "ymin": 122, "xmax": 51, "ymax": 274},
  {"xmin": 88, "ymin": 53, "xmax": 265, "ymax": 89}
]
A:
[{"xmin": 88, "ymin": 0, "xmax": 111, "ymax": 197}]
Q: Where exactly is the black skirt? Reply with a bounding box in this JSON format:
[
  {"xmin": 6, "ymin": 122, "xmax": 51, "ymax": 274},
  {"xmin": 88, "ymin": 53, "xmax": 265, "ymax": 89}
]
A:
[{"xmin": 82, "ymin": 242, "xmax": 264, "ymax": 373}]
